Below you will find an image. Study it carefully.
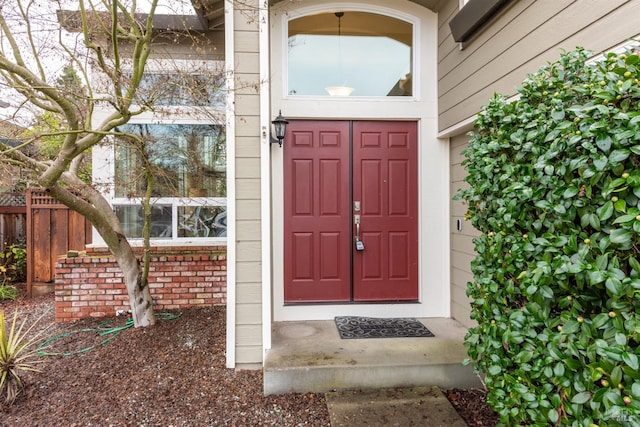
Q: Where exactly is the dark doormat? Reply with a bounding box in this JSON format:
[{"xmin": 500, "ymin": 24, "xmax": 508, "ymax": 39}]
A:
[{"xmin": 334, "ymin": 316, "xmax": 435, "ymax": 339}]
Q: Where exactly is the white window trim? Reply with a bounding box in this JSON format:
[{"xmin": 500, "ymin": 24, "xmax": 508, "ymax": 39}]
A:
[
  {"xmin": 91, "ymin": 99, "xmax": 228, "ymax": 248},
  {"xmin": 111, "ymin": 119, "xmax": 227, "ymax": 245}
]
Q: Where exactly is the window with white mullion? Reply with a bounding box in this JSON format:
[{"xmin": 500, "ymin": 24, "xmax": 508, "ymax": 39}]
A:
[{"xmin": 112, "ymin": 122, "xmax": 227, "ymax": 241}]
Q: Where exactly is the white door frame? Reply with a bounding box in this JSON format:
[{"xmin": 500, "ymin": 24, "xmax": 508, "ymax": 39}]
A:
[{"xmin": 267, "ymin": 0, "xmax": 449, "ymax": 322}]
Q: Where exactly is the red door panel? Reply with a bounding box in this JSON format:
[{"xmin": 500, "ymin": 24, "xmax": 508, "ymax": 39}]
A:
[
  {"xmin": 284, "ymin": 121, "xmax": 351, "ymax": 302},
  {"xmin": 352, "ymin": 121, "xmax": 418, "ymax": 301},
  {"xmin": 283, "ymin": 120, "xmax": 418, "ymax": 303}
]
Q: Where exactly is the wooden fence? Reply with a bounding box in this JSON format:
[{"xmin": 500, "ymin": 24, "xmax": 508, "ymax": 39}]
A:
[{"xmin": 26, "ymin": 189, "xmax": 92, "ymax": 296}]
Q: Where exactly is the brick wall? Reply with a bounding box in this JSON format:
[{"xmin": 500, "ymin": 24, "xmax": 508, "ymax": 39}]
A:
[{"xmin": 55, "ymin": 246, "xmax": 226, "ymax": 322}]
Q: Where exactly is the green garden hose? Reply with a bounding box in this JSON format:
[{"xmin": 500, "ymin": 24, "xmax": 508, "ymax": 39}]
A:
[{"xmin": 37, "ymin": 312, "xmax": 182, "ymax": 357}]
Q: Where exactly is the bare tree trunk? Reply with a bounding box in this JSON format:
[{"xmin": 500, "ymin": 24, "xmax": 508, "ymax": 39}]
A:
[
  {"xmin": 116, "ymin": 248, "xmax": 156, "ymax": 327},
  {"xmin": 47, "ymin": 183, "xmax": 156, "ymax": 327}
]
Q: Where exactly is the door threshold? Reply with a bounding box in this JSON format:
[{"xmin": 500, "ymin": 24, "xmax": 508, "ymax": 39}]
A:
[{"xmin": 283, "ymin": 300, "xmax": 421, "ymax": 306}]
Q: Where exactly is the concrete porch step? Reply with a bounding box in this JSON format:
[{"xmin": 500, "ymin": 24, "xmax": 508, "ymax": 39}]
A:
[{"xmin": 263, "ymin": 318, "xmax": 482, "ymax": 395}]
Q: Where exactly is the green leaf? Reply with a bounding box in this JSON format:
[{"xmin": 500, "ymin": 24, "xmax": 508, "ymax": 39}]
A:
[
  {"xmin": 626, "ymin": 54, "xmax": 640, "ymax": 65},
  {"xmin": 596, "ymin": 134, "xmax": 612, "ymax": 152},
  {"xmin": 540, "ymin": 286, "xmax": 554, "ymax": 299},
  {"xmin": 572, "ymin": 391, "xmax": 591, "ymax": 404},
  {"xmin": 613, "ymin": 214, "xmax": 637, "ymax": 224},
  {"xmin": 560, "ymin": 320, "xmax": 580, "ymax": 335},
  {"xmin": 592, "ymin": 313, "xmax": 610, "ymax": 329},
  {"xmin": 593, "ymin": 387, "xmax": 608, "ymax": 403},
  {"xmin": 563, "ymin": 186, "xmax": 580, "ymax": 198},
  {"xmin": 596, "ymin": 254, "xmax": 609, "ymax": 270},
  {"xmin": 623, "ymin": 352, "xmax": 639, "ymax": 370},
  {"xmin": 611, "ymin": 365, "xmax": 623, "ymax": 386},
  {"xmin": 609, "ymin": 149, "xmax": 630, "ymax": 163},
  {"xmin": 605, "ymin": 278, "xmax": 623, "ymax": 296},
  {"xmin": 551, "ymin": 109, "xmax": 565, "ymax": 121},
  {"xmin": 588, "ymin": 270, "xmax": 607, "ymax": 285},
  {"xmin": 597, "ymin": 201, "xmax": 614, "ymax": 221},
  {"xmin": 615, "ymin": 333, "xmax": 627, "ymax": 346},
  {"xmin": 553, "ymin": 204, "xmax": 567, "ymax": 214},
  {"xmin": 488, "ymin": 365, "xmax": 502, "ymax": 375},
  {"xmin": 632, "ymin": 382, "xmax": 640, "ymax": 398},
  {"xmin": 604, "ymin": 390, "xmax": 623, "ymax": 406},
  {"xmin": 565, "ymin": 359, "xmax": 581, "ymax": 370},
  {"xmin": 593, "ymin": 154, "xmax": 608, "ymax": 170},
  {"xmin": 610, "ymin": 228, "xmax": 633, "ymax": 244}
]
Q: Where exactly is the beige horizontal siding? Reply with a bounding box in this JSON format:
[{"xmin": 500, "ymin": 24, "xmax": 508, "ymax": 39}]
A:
[
  {"xmin": 234, "ymin": 31, "xmax": 259, "ymax": 53},
  {"xmin": 451, "ymin": 267, "xmax": 474, "ymax": 327},
  {"xmin": 436, "ymin": 0, "xmax": 458, "ymax": 58},
  {"xmin": 237, "ymin": 302, "xmax": 263, "ymax": 323},
  {"xmin": 236, "ymin": 282, "xmax": 262, "ymax": 304},
  {"xmin": 236, "ymin": 201, "xmax": 261, "ymax": 220},
  {"xmin": 234, "ymin": 52, "xmax": 260, "ymax": 73},
  {"xmin": 235, "ymin": 324, "xmax": 263, "ymax": 365},
  {"xmin": 235, "ymin": 220, "xmax": 261, "ymax": 241},
  {"xmin": 236, "ymin": 241, "xmax": 262, "ymax": 262},
  {"xmin": 438, "ymin": 0, "xmax": 639, "ymax": 131},
  {"xmin": 148, "ymin": 32, "xmax": 224, "ymax": 61},
  {"xmin": 233, "ymin": 2, "xmax": 263, "ymax": 367},
  {"xmin": 235, "ymin": 94, "xmax": 261, "ymax": 116},
  {"xmin": 235, "ymin": 158, "xmax": 261, "ymax": 179},
  {"xmin": 236, "ymin": 179, "xmax": 262, "ymax": 200},
  {"xmin": 450, "ymin": 133, "xmax": 477, "ymax": 327},
  {"xmin": 236, "ymin": 259, "xmax": 262, "ymax": 283},
  {"xmin": 236, "ymin": 74, "xmax": 261, "ymax": 95}
]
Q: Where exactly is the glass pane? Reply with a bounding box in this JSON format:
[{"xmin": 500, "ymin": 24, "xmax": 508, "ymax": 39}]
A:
[
  {"xmin": 178, "ymin": 206, "xmax": 227, "ymax": 238},
  {"xmin": 114, "ymin": 124, "xmax": 226, "ymax": 198},
  {"xmin": 127, "ymin": 72, "xmax": 225, "ymax": 107},
  {"xmin": 288, "ymin": 12, "xmax": 413, "ymax": 97},
  {"xmin": 115, "ymin": 204, "xmax": 173, "ymax": 238}
]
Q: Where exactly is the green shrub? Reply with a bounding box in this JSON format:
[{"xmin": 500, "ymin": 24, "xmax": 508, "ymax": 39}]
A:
[
  {"xmin": 457, "ymin": 47, "xmax": 640, "ymax": 425},
  {"xmin": 0, "ymin": 243, "xmax": 26, "ymax": 286},
  {"xmin": 0, "ymin": 285, "xmax": 18, "ymax": 301}
]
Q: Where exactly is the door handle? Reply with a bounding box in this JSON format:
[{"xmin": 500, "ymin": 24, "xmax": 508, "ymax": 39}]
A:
[{"xmin": 354, "ymin": 215, "xmax": 365, "ymax": 251}]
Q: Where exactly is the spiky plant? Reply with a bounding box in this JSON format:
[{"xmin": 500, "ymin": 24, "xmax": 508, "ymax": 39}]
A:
[{"xmin": 0, "ymin": 310, "xmax": 48, "ymax": 405}]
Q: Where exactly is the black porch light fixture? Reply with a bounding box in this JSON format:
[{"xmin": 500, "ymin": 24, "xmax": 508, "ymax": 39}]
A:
[{"xmin": 270, "ymin": 110, "xmax": 289, "ymax": 147}]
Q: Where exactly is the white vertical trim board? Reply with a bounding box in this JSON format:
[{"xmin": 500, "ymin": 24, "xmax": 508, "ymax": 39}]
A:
[
  {"xmin": 259, "ymin": 1, "xmax": 273, "ymax": 358},
  {"xmin": 224, "ymin": 0, "xmax": 237, "ymax": 369}
]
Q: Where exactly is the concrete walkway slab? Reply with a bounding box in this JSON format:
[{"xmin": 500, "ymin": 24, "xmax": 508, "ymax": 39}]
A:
[{"xmin": 325, "ymin": 386, "xmax": 467, "ymax": 427}]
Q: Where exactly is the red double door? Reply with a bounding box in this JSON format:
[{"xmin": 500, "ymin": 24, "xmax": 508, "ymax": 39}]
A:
[{"xmin": 284, "ymin": 121, "xmax": 418, "ymax": 303}]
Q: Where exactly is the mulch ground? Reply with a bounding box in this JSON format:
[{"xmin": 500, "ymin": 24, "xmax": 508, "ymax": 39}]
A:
[{"xmin": 0, "ymin": 287, "xmax": 498, "ymax": 426}]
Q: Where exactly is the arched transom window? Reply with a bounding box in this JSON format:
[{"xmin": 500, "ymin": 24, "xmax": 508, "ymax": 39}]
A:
[{"xmin": 287, "ymin": 11, "xmax": 413, "ymax": 97}]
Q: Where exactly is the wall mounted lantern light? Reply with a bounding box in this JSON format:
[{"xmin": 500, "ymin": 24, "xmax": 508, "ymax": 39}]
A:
[{"xmin": 270, "ymin": 110, "xmax": 289, "ymax": 147}]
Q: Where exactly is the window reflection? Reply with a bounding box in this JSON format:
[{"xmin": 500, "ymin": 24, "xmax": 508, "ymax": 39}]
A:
[
  {"xmin": 114, "ymin": 124, "xmax": 226, "ymax": 199},
  {"xmin": 288, "ymin": 12, "xmax": 413, "ymax": 97},
  {"xmin": 178, "ymin": 206, "xmax": 227, "ymax": 238},
  {"xmin": 113, "ymin": 123, "xmax": 227, "ymax": 241},
  {"xmin": 115, "ymin": 205, "xmax": 173, "ymax": 238}
]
